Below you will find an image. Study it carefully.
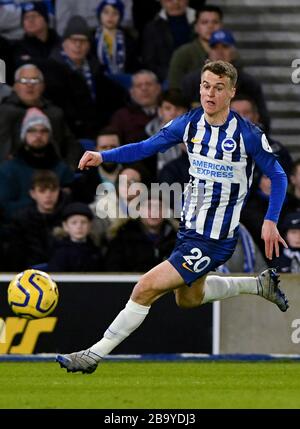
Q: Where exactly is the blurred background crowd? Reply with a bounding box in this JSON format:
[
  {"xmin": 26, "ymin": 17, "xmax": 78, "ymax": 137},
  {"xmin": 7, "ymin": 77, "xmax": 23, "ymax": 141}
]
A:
[{"xmin": 0, "ymin": 0, "xmax": 299, "ymax": 273}]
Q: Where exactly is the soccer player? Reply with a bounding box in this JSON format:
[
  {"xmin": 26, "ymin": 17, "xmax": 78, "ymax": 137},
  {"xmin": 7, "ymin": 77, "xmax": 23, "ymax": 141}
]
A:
[{"xmin": 57, "ymin": 61, "xmax": 289, "ymax": 374}]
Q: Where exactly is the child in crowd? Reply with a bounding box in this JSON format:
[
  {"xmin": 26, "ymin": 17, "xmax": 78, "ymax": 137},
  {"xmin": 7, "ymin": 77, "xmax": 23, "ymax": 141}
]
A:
[
  {"xmin": 272, "ymin": 212, "xmax": 300, "ymax": 273},
  {"xmin": 145, "ymin": 89, "xmax": 189, "ymax": 171},
  {"xmin": 48, "ymin": 202, "xmax": 104, "ymax": 272},
  {"xmin": 5, "ymin": 170, "xmax": 70, "ymax": 270},
  {"xmin": 95, "ymin": 0, "xmax": 138, "ymax": 78}
]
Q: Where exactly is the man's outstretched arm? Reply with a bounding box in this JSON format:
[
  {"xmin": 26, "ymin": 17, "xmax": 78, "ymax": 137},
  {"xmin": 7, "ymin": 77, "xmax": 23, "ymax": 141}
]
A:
[{"xmin": 78, "ymin": 115, "xmax": 189, "ymax": 170}]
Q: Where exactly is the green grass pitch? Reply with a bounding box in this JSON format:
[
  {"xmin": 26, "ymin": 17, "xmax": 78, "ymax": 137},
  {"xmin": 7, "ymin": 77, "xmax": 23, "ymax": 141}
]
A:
[{"xmin": 0, "ymin": 361, "xmax": 300, "ymax": 409}]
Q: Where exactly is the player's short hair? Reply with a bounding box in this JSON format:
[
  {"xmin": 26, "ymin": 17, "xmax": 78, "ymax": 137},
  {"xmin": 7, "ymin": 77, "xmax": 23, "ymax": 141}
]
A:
[
  {"xmin": 201, "ymin": 60, "xmax": 238, "ymax": 88},
  {"xmin": 30, "ymin": 170, "xmax": 59, "ymax": 190}
]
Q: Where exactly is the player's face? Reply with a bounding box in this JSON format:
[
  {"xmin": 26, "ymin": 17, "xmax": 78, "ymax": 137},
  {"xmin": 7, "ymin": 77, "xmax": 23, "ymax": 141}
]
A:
[
  {"xmin": 195, "ymin": 11, "xmax": 222, "ymax": 42},
  {"xmin": 200, "ymin": 70, "xmax": 236, "ymax": 120},
  {"xmin": 63, "ymin": 215, "xmax": 91, "ymax": 240}
]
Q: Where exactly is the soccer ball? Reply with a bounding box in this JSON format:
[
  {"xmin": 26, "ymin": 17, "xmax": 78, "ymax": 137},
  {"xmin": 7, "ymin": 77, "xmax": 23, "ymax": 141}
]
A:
[{"xmin": 8, "ymin": 269, "xmax": 59, "ymax": 319}]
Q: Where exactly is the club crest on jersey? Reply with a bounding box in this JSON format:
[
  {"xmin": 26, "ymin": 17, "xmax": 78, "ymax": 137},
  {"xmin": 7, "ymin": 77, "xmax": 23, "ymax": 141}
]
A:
[{"xmin": 221, "ymin": 138, "xmax": 237, "ymax": 153}]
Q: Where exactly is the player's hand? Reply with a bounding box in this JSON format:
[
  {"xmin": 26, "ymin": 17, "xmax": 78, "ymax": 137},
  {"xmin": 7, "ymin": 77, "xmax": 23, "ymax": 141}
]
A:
[
  {"xmin": 261, "ymin": 219, "xmax": 288, "ymax": 260},
  {"xmin": 78, "ymin": 151, "xmax": 103, "ymax": 170}
]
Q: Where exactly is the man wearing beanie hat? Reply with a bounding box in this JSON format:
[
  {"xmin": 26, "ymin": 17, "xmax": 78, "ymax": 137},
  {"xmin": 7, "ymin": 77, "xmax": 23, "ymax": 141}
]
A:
[
  {"xmin": 0, "ymin": 106, "xmax": 74, "ymax": 220},
  {"xmin": 21, "ymin": 2, "xmax": 49, "ymax": 24},
  {"xmin": 45, "ymin": 15, "xmax": 127, "ymax": 139},
  {"xmin": 62, "ymin": 15, "xmax": 91, "ymax": 42},
  {"xmin": 14, "ymin": 2, "xmax": 61, "ymax": 65},
  {"xmin": 20, "ymin": 107, "xmax": 52, "ymax": 141}
]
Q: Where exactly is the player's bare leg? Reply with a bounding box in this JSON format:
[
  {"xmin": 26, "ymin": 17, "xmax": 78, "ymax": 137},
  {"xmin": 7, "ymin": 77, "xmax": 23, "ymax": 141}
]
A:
[{"xmin": 56, "ymin": 261, "xmax": 185, "ymax": 373}]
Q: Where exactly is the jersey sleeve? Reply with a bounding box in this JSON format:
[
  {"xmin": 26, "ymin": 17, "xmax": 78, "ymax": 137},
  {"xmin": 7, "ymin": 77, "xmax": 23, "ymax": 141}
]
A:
[
  {"xmin": 101, "ymin": 114, "xmax": 188, "ymax": 164},
  {"xmin": 245, "ymin": 127, "xmax": 287, "ymax": 223}
]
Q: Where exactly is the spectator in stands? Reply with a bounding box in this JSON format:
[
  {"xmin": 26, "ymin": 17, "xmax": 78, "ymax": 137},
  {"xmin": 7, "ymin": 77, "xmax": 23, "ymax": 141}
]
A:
[
  {"xmin": 44, "ymin": 15, "xmax": 128, "ymax": 139},
  {"xmin": 55, "ymin": 0, "xmax": 133, "ymax": 35},
  {"xmin": 168, "ymin": 5, "xmax": 223, "ymax": 89},
  {"xmin": 182, "ymin": 29, "xmax": 270, "ymax": 133},
  {"xmin": 109, "ymin": 69, "xmax": 161, "ymax": 175},
  {"xmin": 106, "ymin": 195, "xmax": 178, "ymax": 272},
  {"xmin": 142, "ymin": 0, "xmax": 196, "ymax": 82},
  {"xmin": 91, "ymin": 162, "xmax": 149, "ymax": 244},
  {"xmin": 0, "ymin": 1, "xmax": 54, "ymax": 41},
  {"xmin": 71, "ymin": 127, "xmax": 122, "ymax": 203},
  {"xmin": 0, "ymin": 63, "xmax": 79, "ymax": 166},
  {"xmin": 241, "ymin": 173, "xmax": 287, "ymax": 259},
  {"xmin": 158, "ymin": 143, "xmax": 189, "ymax": 215},
  {"xmin": 94, "ymin": 0, "xmax": 139, "ymax": 78},
  {"xmin": 218, "ymin": 223, "xmax": 266, "ymax": 273},
  {"xmin": 5, "ymin": 170, "xmax": 70, "ymax": 271},
  {"xmin": 110, "ymin": 70, "xmax": 161, "ymax": 143},
  {"xmin": 94, "ymin": 162, "xmax": 149, "ymax": 222},
  {"xmin": 48, "ymin": 202, "xmax": 104, "ymax": 272},
  {"xmin": 146, "ymin": 88, "xmax": 189, "ymax": 172},
  {"xmin": 286, "ymin": 159, "xmax": 300, "ymax": 213},
  {"xmin": 13, "ymin": 1, "xmax": 60, "ymax": 66},
  {"xmin": 95, "ymin": 127, "xmax": 122, "ymax": 184},
  {"xmin": 0, "ymin": 107, "xmax": 74, "ymax": 220},
  {"xmin": 271, "ymin": 212, "xmax": 300, "ymax": 273},
  {"xmin": 231, "ymin": 94, "xmax": 293, "ymax": 176}
]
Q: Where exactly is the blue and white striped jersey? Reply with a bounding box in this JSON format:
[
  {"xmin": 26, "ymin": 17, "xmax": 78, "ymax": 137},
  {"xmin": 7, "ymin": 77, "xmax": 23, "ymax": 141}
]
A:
[{"xmin": 101, "ymin": 108, "xmax": 287, "ymax": 240}]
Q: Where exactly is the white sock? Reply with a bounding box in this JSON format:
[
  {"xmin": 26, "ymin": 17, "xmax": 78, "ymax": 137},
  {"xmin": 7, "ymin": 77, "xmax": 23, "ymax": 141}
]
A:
[
  {"xmin": 202, "ymin": 275, "xmax": 258, "ymax": 304},
  {"xmin": 90, "ymin": 299, "xmax": 150, "ymax": 359}
]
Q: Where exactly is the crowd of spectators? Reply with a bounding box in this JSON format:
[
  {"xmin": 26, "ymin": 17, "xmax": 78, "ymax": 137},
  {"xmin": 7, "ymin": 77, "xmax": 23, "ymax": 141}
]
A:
[{"xmin": 0, "ymin": 0, "xmax": 299, "ymax": 273}]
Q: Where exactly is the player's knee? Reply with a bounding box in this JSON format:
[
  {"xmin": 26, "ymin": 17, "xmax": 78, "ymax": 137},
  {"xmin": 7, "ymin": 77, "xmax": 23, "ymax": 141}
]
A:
[
  {"xmin": 132, "ymin": 276, "xmax": 157, "ymax": 304},
  {"xmin": 175, "ymin": 292, "xmax": 204, "ymax": 309}
]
